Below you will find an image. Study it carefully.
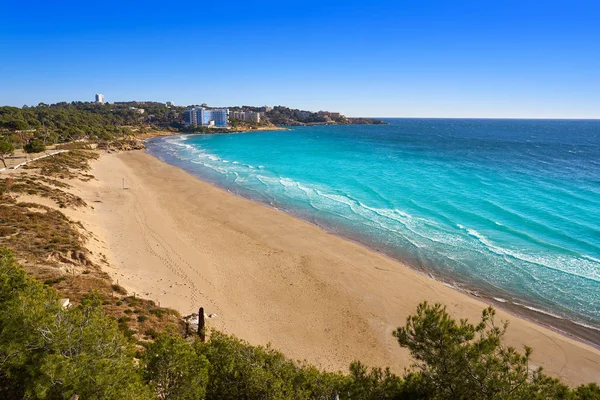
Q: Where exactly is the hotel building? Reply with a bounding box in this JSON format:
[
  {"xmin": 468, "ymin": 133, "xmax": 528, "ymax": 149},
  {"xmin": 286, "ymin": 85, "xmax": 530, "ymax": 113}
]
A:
[
  {"xmin": 184, "ymin": 108, "xmax": 228, "ymax": 127},
  {"xmin": 230, "ymin": 110, "xmax": 261, "ymax": 123}
]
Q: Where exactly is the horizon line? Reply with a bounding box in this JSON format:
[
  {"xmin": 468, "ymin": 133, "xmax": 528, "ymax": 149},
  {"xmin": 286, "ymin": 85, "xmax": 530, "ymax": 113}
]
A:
[{"xmin": 360, "ymin": 116, "xmax": 600, "ymax": 120}]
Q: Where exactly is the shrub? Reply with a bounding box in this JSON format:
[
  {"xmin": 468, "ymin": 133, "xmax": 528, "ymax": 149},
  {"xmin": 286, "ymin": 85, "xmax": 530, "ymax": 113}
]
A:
[
  {"xmin": 142, "ymin": 333, "xmax": 209, "ymax": 400},
  {"xmin": 24, "ymin": 140, "xmax": 46, "ymax": 154},
  {"xmin": 150, "ymin": 308, "xmax": 166, "ymax": 318},
  {"xmin": 0, "ymin": 249, "xmax": 152, "ymax": 399},
  {"xmin": 393, "ymin": 302, "xmax": 573, "ymax": 399}
]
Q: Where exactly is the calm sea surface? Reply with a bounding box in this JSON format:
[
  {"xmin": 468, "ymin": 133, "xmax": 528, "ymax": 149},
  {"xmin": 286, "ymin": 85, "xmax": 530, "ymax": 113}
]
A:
[{"xmin": 147, "ymin": 119, "xmax": 600, "ymax": 333}]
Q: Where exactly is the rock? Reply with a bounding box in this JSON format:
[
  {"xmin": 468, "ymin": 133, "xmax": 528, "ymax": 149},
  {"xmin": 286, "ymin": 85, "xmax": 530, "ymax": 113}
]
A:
[{"xmin": 58, "ymin": 298, "xmax": 70, "ymax": 308}]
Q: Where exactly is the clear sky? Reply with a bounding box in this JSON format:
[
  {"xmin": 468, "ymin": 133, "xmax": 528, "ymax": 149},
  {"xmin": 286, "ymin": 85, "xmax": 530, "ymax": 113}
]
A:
[{"xmin": 1, "ymin": 0, "xmax": 599, "ymax": 118}]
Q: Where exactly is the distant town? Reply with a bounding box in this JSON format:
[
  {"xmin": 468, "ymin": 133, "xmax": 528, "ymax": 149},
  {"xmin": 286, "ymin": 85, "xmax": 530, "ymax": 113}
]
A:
[{"xmin": 93, "ymin": 93, "xmax": 386, "ymax": 128}]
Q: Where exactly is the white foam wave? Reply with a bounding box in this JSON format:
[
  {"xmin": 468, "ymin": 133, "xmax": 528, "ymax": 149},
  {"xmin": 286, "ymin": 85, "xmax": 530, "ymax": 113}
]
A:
[
  {"xmin": 513, "ymin": 302, "xmax": 565, "ymax": 320},
  {"xmin": 457, "ymin": 225, "xmax": 600, "ymax": 283}
]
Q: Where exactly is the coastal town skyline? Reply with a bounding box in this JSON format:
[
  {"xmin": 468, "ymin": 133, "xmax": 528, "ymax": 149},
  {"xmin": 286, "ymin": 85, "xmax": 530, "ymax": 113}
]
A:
[{"xmin": 1, "ymin": 1, "xmax": 599, "ymax": 119}]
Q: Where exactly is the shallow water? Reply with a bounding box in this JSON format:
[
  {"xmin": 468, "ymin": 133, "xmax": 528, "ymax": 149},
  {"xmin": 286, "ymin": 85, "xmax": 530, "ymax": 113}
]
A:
[{"xmin": 147, "ymin": 119, "xmax": 600, "ymax": 331}]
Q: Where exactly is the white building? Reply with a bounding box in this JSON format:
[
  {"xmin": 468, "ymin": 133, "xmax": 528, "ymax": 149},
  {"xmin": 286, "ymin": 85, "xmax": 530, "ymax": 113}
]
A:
[
  {"xmin": 184, "ymin": 108, "xmax": 228, "ymax": 127},
  {"xmin": 249, "ymin": 111, "xmax": 260, "ymax": 123},
  {"xmin": 230, "ymin": 110, "xmax": 260, "ymax": 123},
  {"xmin": 166, "ymin": 101, "xmax": 175, "ymax": 107},
  {"xmin": 95, "ymin": 94, "xmax": 105, "ymax": 104},
  {"xmin": 230, "ymin": 111, "xmax": 246, "ymax": 120},
  {"xmin": 129, "ymin": 107, "xmax": 145, "ymax": 114}
]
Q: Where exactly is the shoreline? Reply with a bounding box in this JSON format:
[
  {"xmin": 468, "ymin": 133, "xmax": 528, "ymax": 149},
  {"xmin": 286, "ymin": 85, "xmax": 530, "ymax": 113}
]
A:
[
  {"xmin": 70, "ymin": 149, "xmax": 600, "ymax": 385},
  {"xmin": 145, "ymin": 138, "xmax": 600, "ymax": 349}
]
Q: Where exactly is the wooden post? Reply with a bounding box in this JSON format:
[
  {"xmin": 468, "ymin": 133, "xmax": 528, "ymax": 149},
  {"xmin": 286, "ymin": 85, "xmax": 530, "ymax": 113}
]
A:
[{"xmin": 198, "ymin": 307, "xmax": 206, "ymax": 342}]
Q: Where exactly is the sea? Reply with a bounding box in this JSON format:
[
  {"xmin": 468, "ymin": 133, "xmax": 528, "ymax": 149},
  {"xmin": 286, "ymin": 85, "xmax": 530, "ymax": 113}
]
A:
[{"xmin": 147, "ymin": 119, "xmax": 600, "ymax": 343}]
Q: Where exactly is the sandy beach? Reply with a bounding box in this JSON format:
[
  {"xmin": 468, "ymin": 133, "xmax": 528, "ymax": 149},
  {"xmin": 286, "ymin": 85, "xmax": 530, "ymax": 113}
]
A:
[{"xmin": 66, "ymin": 150, "xmax": 600, "ymax": 386}]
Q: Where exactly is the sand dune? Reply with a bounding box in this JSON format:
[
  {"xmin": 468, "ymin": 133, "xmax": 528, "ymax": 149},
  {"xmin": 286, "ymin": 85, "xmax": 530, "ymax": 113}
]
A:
[{"xmin": 67, "ymin": 150, "xmax": 600, "ymax": 386}]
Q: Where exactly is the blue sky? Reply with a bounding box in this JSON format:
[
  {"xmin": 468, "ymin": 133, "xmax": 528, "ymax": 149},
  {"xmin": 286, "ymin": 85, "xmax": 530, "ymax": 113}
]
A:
[{"xmin": 1, "ymin": 0, "xmax": 599, "ymax": 118}]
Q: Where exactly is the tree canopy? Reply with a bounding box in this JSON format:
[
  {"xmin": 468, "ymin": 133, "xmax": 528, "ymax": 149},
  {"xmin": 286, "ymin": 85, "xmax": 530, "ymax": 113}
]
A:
[
  {"xmin": 0, "ymin": 102, "xmax": 183, "ymax": 145},
  {"xmin": 0, "ymin": 138, "xmax": 14, "ymax": 167}
]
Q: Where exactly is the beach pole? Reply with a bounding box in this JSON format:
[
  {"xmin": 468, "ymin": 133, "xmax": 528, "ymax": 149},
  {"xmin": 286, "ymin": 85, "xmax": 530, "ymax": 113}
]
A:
[
  {"xmin": 198, "ymin": 307, "xmax": 206, "ymax": 342},
  {"xmin": 122, "ymin": 178, "xmax": 125, "ymax": 190}
]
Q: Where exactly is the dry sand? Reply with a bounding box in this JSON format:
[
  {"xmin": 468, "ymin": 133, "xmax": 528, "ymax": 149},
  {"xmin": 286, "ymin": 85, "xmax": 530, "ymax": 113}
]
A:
[{"xmin": 67, "ymin": 150, "xmax": 600, "ymax": 386}]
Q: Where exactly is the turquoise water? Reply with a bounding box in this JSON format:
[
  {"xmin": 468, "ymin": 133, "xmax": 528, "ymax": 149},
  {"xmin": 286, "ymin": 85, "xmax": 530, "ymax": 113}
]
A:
[{"xmin": 147, "ymin": 119, "xmax": 600, "ymax": 333}]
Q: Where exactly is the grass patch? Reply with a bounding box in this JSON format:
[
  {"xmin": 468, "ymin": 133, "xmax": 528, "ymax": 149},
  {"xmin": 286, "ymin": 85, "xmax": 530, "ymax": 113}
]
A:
[
  {"xmin": 43, "ymin": 276, "xmax": 66, "ymax": 285},
  {"xmin": 56, "ymin": 142, "xmax": 94, "ymax": 150},
  {"xmin": 23, "ymin": 150, "xmax": 99, "ymax": 180},
  {"xmin": 0, "ymin": 202, "xmax": 88, "ymax": 266},
  {"xmin": 111, "ymin": 283, "xmax": 128, "ymax": 295},
  {"xmin": 1, "ymin": 175, "xmax": 86, "ymax": 208},
  {"xmin": 97, "ymin": 138, "xmax": 145, "ymax": 152}
]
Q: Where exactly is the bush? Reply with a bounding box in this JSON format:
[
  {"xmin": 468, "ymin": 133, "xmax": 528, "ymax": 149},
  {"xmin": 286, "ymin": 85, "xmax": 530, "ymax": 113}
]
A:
[
  {"xmin": 149, "ymin": 308, "xmax": 165, "ymax": 318},
  {"xmin": 111, "ymin": 283, "xmax": 127, "ymax": 295},
  {"xmin": 195, "ymin": 330, "xmax": 348, "ymax": 399},
  {"xmin": 0, "ymin": 249, "xmax": 152, "ymax": 399},
  {"xmin": 0, "ymin": 138, "xmax": 15, "ymax": 168},
  {"xmin": 393, "ymin": 302, "xmax": 575, "ymax": 399},
  {"xmin": 24, "ymin": 140, "xmax": 46, "ymax": 154},
  {"xmin": 142, "ymin": 333, "xmax": 209, "ymax": 400}
]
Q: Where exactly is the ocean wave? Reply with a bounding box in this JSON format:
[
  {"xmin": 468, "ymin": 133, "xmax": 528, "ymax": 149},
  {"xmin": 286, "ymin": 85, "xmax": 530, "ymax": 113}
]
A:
[{"xmin": 457, "ymin": 225, "xmax": 600, "ymax": 283}]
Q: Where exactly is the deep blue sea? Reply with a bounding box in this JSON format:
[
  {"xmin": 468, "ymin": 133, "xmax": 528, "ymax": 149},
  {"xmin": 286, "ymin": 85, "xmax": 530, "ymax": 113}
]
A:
[{"xmin": 147, "ymin": 119, "xmax": 600, "ymax": 334}]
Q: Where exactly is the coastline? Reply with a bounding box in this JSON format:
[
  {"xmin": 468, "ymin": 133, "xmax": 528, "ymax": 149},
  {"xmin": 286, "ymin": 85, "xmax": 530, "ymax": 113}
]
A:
[
  {"xmin": 68, "ymin": 149, "xmax": 600, "ymax": 385},
  {"xmin": 148, "ymin": 137, "xmax": 600, "ymax": 349},
  {"xmin": 145, "ymin": 133, "xmax": 600, "ymax": 348}
]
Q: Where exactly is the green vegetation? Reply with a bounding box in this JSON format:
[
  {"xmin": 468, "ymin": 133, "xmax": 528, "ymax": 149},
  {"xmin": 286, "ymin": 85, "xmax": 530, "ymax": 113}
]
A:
[
  {"xmin": 0, "ymin": 249, "xmax": 151, "ymax": 399},
  {"xmin": 143, "ymin": 334, "xmax": 209, "ymax": 400},
  {"xmin": 266, "ymin": 106, "xmax": 333, "ymax": 125},
  {"xmin": 265, "ymin": 106, "xmax": 386, "ymax": 126},
  {"xmin": 24, "ymin": 140, "xmax": 46, "ymax": 154},
  {"xmin": 23, "ymin": 149, "xmax": 99, "ymax": 180},
  {"xmin": 228, "ymin": 118, "xmax": 272, "ymax": 130},
  {"xmin": 1, "ymin": 175, "xmax": 86, "ymax": 207},
  {"xmin": 392, "ymin": 302, "xmax": 600, "ymax": 399},
  {"xmin": 0, "ymin": 249, "xmax": 598, "ymax": 399},
  {"xmin": 0, "ymin": 137, "xmax": 15, "ymax": 168},
  {"xmin": 0, "ymin": 102, "xmax": 182, "ymax": 147}
]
